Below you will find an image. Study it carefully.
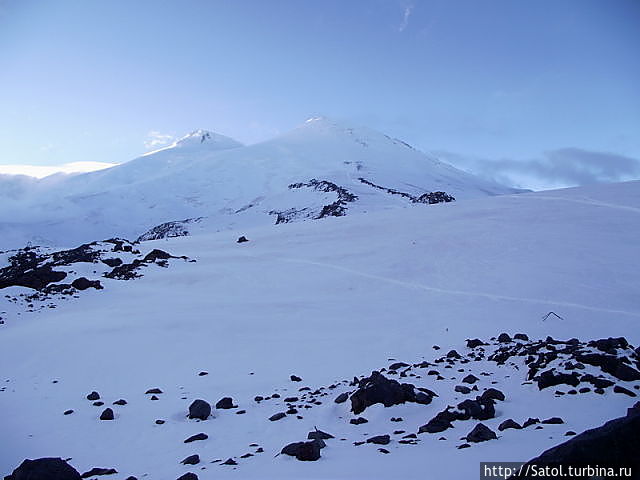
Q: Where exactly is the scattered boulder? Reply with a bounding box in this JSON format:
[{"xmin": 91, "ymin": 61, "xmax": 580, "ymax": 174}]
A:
[
  {"xmin": 80, "ymin": 468, "xmax": 117, "ymax": 478},
  {"xmin": 86, "ymin": 391, "xmax": 100, "ymax": 401},
  {"xmin": 542, "ymin": 417, "xmax": 564, "ymax": 424},
  {"xmin": 237, "ymin": 236, "xmax": 249, "ymax": 243},
  {"xmin": 184, "ymin": 433, "xmax": 208, "ymax": 443},
  {"xmin": 522, "ymin": 417, "xmax": 540, "ymax": 428},
  {"xmin": 334, "ymin": 392, "xmax": 349, "ymax": 404},
  {"xmin": 221, "ymin": 458, "xmax": 237, "ymax": 465},
  {"xmin": 497, "ymin": 333, "xmax": 512, "ymax": 343},
  {"xmin": 308, "ymin": 429, "xmax": 334, "ymax": 440},
  {"xmin": 480, "ymin": 388, "xmax": 505, "ymax": 402},
  {"xmin": 536, "ymin": 370, "xmax": 580, "ymax": 390},
  {"xmin": 366, "ymin": 435, "xmax": 391, "ymax": 445},
  {"xmin": 145, "ymin": 388, "xmax": 162, "ymax": 394},
  {"xmin": 71, "ymin": 277, "xmax": 102, "ymax": 291},
  {"xmin": 5, "ymin": 458, "xmax": 82, "ymax": 480},
  {"xmin": 113, "ymin": 399, "xmax": 127, "ymax": 406},
  {"xmin": 466, "ymin": 423, "xmax": 497, "ymax": 443},
  {"xmin": 455, "ymin": 385, "xmax": 471, "ymax": 394},
  {"xmin": 99, "ymin": 408, "xmax": 114, "ymax": 420},
  {"xmin": 613, "ymin": 385, "xmax": 637, "ymax": 397},
  {"xmin": 462, "ymin": 374, "xmax": 479, "ymax": 384},
  {"xmin": 350, "ymin": 371, "xmax": 430, "ymax": 414},
  {"xmin": 180, "ymin": 455, "xmax": 199, "ymax": 466},
  {"xmin": 281, "ymin": 441, "xmax": 321, "ymax": 461},
  {"xmin": 350, "ymin": 417, "xmax": 368, "ymax": 425},
  {"xmin": 176, "ymin": 474, "xmax": 198, "ymax": 480},
  {"xmin": 290, "ymin": 375, "xmax": 302, "ymax": 382},
  {"xmin": 466, "ymin": 339, "xmax": 485, "ymax": 349},
  {"xmin": 514, "ymin": 333, "xmax": 529, "ymax": 341},
  {"xmin": 188, "ymin": 399, "xmax": 211, "ymax": 420},
  {"xmin": 498, "ymin": 419, "xmax": 522, "ymax": 431},
  {"xmin": 215, "ymin": 397, "xmax": 234, "ymax": 409},
  {"xmin": 269, "ymin": 412, "xmax": 287, "ymax": 421},
  {"xmin": 519, "ymin": 402, "xmax": 640, "ymax": 472}
]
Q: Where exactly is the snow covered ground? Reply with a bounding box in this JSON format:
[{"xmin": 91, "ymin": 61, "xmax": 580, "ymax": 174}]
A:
[{"xmin": 1, "ymin": 180, "xmax": 639, "ymax": 479}]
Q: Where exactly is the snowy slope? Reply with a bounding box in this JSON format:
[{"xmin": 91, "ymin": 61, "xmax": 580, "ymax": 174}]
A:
[
  {"xmin": 0, "ymin": 118, "xmax": 518, "ymax": 250},
  {"xmin": 1, "ymin": 180, "xmax": 639, "ymax": 479}
]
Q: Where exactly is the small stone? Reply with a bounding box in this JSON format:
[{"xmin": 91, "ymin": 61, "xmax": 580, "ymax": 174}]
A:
[
  {"xmin": 81, "ymin": 467, "xmax": 117, "ymax": 477},
  {"xmin": 498, "ymin": 419, "xmax": 521, "ymax": 431},
  {"xmin": 466, "ymin": 423, "xmax": 497, "ymax": 442},
  {"xmin": 93, "ymin": 401, "xmax": 104, "ymax": 406},
  {"xmin": 237, "ymin": 236, "xmax": 249, "ymax": 243},
  {"xmin": 350, "ymin": 417, "xmax": 368, "ymax": 425},
  {"xmin": 335, "ymin": 392, "xmax": 349, "ymax": 404},
  {"xmin": 176, "ymin": 474, "xmax": 198, "ymax": 480},
  {"xmin": 222, "ymin": 458, "xmax": 237, "ymax": 466},
  {"xmin": 113, "ymin": 399, "xmax": 127, "ymax": 405},
  {"xmin": 145, "ymin": 388, "xmax": 162, "ymax": 394},
  {"xmin": 269, "ymin": 412, "xmax": 286, "ymax": 421},
  {"xmin": 198, "ymin": 371, "xmax": 208, "ymax": 376},
  {"xmin": 155, "ymin": 419, "xmax": 165, "ymax": 424},
  {"xmin": 542, "ymin": 417, "xmax": 564, "ymax": 424},
  {"xmin": 378, "ymin": 448, "xmax": 390, "ymax": 454},
  {"xmin": 290, "ymin": 375, "xmax": 302, "ymax": 382},
  {"xmin": 64, "ymin": 409, "xmax": 74, "ymax": 415}
]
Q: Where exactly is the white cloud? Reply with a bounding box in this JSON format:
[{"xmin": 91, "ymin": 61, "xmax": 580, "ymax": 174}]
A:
[
  {"xmin": 399, "ymin": 4, "xmax": 413, "ymax": 32},
  {"xmin": 144, "ymin": 131, "xmax": 175, "ymax": 149},
  {"xmin": 0, "ymin": 161, "xmax": 117, "ymax": 179}
]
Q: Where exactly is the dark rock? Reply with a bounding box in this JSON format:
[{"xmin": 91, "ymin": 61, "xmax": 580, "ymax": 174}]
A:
[
  {"xmin": 389, "ymin": 362, "xmax": 410, "ymax": 370},
  {"xmin": 350, "ymin": 417, "xmax": 368, "ymax": 425},
  {"xmin": 334, "ymin": 392, "xmax": 349, "ymax": 404},
  {"xmin": 480, "ymin": 388, "xmax": 505, "ymax": 402},
  {"xmin": 520, "ymin": 402, "xmax": 640, "ymax": 473},
  {"xmin": 101, "ymin": 258, "xmax": 122, "ymax": 268},
  {"xmin": 462, "ymin": 374, "xmax": 479, "ymax": 384},
  {"xmin": 63, "ymin": 409, "xmax": 74, "ymax": 415},
  {"xmin": 542, "ymin": 417, "xmax": 564, "ymax": 424},
  {"xmin": 455, "ymin": 385, "xmax": 471, "ymax": 394},
  {"xmin": 237, "ymin": 236, "xmax": 249, "ymax": 243},
  {"xmin": 378, "ymin": 448, "xmax": 390, "ymax": 454},
  {"xmin": 284, "ymin": 396, "xmax": 299, "ymax": 403},
  {"xmin": 236, "ymin": 410, "xmax": 246, "ymax": 414},
  {"xmin": 457, "ymin": 443, "xmax": 471, "ymax": 449},
  {"xmin": 86, "ymin": 391, "xmax": 100, "ymax": 401},
  {"xmin": 221, "ymin": 458, "xmax": 237, "ymax": 465},
  {"xmin": 188, "ymin": 399, "xmax": 211, "ymax": 420},
  {"xmin": 497, "ymin": 333, "xmax": 512, "ymax": 343},
  {"xmin": 536, "ymin": 370, "xmax": 580, "ymax": 390},
  {"xmin": 142, "ymin": 249, "xmax": 172, "ymax": 262},
  {"xmin": 71, "ymin": 277, "xmax": 102, "ymax": 291},
  {"xmin": 155, "ymin": 419, "xmax": 165, "ymax": 424},
  {"xmin": 80, "ymin": 468, "xmax": 117, "ymax": 478},
  {"xmin": 254, "ymin": 396, "xmax": 264, "ymax": 402},
  {"xmin": 522, "ymin": 417, "xmax": 540, "ymax": 428},
  {"xmin": 419, "ymin": 412, "xmax": 454, "ymax": 433},
  {"xmin": 308, "ymin": 429, "xmax": 334, "ymax": 440},
  {"xmin": 99, "ymin": 408, "xmax": 114, "ymax": 420},
  {"xmin": 466, "ymin": 423, "xmax": 497, "ymax": 443},
  {"xmin": 565, "ymin": 431, "xmax": 576, "ymax": 436},
  {"xmin": 198, "ymin": 371, "xmax": 208, "ymax": 376},
  {"xmin": 466, "ymin": 339, "xmax": 485, "ymax": 349},
  {"xmin": 446, "ymin": 350, "xmax": 461, "ymax": 359},
  {"xmin": 613, "ymin": 385, "xmax": 636, "ymax": 397},
  {"xmin": 113, "ymin": 399, "xmax": 127, "ymax": 406},
  {"xmin": 498, "ymin": 419, "xmax": 522, "ymax": 431},
  {"xmin": 180, "ymin": 455, "xmax": 199, "ymax": 465},
  {"xmin": 150, "ymin": 395, "xmax": 159, "ymax": 401},
  {"xmin": 145, "ymin": 388, "xmax": 162, "ymax": 394},
  {"xmin": 350, "ymin": 371, "xmax": 426, "ymax": 414},
  {"xmin": 580, "ymin": 374, "xmax": 614, "ymax": 389},
  {"xmin": 456, "ymin": 397, "xmax": 495, "ymax": 420},
  {"xmin": 414, "ymin": 392, "xmax": 432, "ymax": 405},
  {"xmin": 215, "ymin": 397, "xmax": 234, "ymax": 409},
  {"xmin": 366, "ymin": 435, "xmax": 391, "ymax": 445},
  {"xmin": 269, "ymin": 412, "xmax": 287, "ymax": 421},
  {"xmin": 290, "ymin": 375, "xmax": 302, "ymax": 382},
  {"xmin": 184, "ymin": 433, "xmax": 208, "ymax": 443},
  {"xmin": 514, "ymin": 333, "xmax": 529, "ymax": 341},
  {"xmin": 176, "ymin": 474, "xmax": 198, "ymax": 480},
  {"xmin": 5, "ymin": 458, "xmax": 82, "ymax": 480},
  {"xmin": 281, "ymin": 441, "xmax": 321, "ymax": 461},
  {"xmin": 576, "ymin": 353, "xmax": 640, "ymax": 381},
  {"xmin": 92, "ymin": 401, "xmax": 104, "ymax": 406}
]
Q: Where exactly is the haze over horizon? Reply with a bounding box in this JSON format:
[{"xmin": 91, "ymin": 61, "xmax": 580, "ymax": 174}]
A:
[{"xmin": 1, "ymin": 0, "xmax": 639, "ymax": 190}]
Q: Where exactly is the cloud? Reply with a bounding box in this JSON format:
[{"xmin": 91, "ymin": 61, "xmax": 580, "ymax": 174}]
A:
[
  {"xmin": 0, "ymin": 161, "xmax": 117, "ymax": 179},
  {"xmin": 144, "ymin": 131, "xmax": 175, "ymax": 150},
  {"xmin": 434, "ymin": 148, "xmax": 640, "ymax": 191},
  {"xmin": 398, "ymin": 3, "xmax": 413, "ymax": 32}
]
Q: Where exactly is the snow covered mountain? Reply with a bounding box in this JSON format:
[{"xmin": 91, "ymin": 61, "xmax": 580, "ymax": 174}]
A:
[
  {"xmin": 1, "ymin": 179, "xmax": 639, "ymax": 479},
  {"xmin": 0, "ymin": 118, "xmax": 519, "ymax": 250}
]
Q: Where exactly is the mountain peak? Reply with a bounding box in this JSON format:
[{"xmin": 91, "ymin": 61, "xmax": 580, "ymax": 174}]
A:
[{"xmin": 173, "ymin": 129, "xmax": 243, "ymax": 150}]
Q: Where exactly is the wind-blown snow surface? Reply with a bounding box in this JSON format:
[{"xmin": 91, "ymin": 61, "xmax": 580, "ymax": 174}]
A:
[
  {"xmin": 0, "ymin": 118, "xmax": 518, "ymax": 250},
  {"xmin": 1, "ymin": 181, "xmax": 639, "ymax": 479}
]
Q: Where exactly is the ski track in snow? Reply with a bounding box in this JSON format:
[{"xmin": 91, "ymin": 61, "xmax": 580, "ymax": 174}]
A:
[
  {"xmin": 527, "ymin": 195, "xmax": 640, "ymax": 214},
  {"xmin": 268, "ymin": 255, "xmax": 640, "ymax": 319}
]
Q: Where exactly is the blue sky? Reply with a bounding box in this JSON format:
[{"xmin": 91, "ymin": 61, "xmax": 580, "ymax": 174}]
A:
[{"xmin": 0, "ymin": 0, "xmax": 639, "ymax": 188}]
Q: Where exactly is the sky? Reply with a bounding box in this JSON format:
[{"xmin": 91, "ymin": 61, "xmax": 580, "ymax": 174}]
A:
[{"xmin": 0, "ymin": 0, "xmax": 639, "ymax": 189}]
